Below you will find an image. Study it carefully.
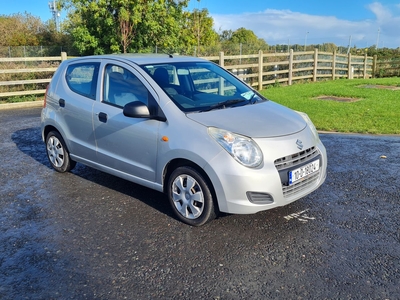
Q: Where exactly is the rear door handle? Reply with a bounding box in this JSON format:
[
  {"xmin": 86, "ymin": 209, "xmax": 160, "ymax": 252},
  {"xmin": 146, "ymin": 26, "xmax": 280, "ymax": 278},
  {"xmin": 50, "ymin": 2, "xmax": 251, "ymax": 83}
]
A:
[
  {"xmin": 98, "ymin": 112, "xmax": 108, "ymax": 123},
  {"xmin": 59, "ymin": 98, "xmax": 65, "ymax": 107}
]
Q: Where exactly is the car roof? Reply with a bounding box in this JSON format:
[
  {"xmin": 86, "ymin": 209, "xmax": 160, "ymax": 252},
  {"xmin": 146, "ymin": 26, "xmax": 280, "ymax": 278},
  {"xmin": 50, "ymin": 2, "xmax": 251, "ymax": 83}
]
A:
[{"xmin": 66, "ymin": 53, "xmax": 209, "ymax": 65}]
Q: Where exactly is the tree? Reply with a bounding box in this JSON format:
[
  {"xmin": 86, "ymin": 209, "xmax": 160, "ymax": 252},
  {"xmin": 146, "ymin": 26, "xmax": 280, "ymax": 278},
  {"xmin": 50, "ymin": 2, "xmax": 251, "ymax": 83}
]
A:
[
  {"xmin": 189, "ymin": 8, "xmax": 218, "ymax": 49},
  {"xmin": 0, "ymin": 13, "xmax": 45, "ymax": 46},
  {"xmin": 219, "ymin": 30, "xmax": 233, "ymax": 42},
  {"xmin": 230, "ymin": 27, "xmax": 258, "ymax": 44},
  {"xmin": 37, "ymin": 19, "xmax": 75, "ymax": 54},
  {"xmin": 174, "ymin": 8, "xmax": 219, "ymax": 55},
  {"xmin": 322, "ymin": 43, "xmax": 337, "ymax": 53},
  {"xmin": 220, "ymin": 27, "xmax": 268, "ymax": 55},
  {"xmin": 0, "ymin": 11, "xmax": 75, "ymax": 56},
  {"xmin": 64, "ymin": 0, "xmax": 190, "ymax": 55}
]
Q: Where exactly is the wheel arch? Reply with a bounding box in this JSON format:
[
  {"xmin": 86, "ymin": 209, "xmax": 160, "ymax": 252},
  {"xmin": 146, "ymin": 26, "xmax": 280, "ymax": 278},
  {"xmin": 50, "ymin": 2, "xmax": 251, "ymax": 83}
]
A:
[
  {"xmin": 43, "ymin": 125, "xmax": 60, "ymax": 142},
  {"xmin": 43, "ymin": 124, "xmax": 72, "ymax": 151},
  {"xmin": 163, "ymin": 158, "xmax": 220, "ymax": 213}
]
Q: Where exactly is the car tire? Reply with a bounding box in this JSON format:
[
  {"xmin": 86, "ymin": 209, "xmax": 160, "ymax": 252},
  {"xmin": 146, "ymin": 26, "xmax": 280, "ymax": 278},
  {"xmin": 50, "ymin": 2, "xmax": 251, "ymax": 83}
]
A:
[
  {"xmin": 167, "ymin": 166, "xmax": 217, "ymax": 226},
  {"xmin": 45, "ymin": 131, "xmax": 76, "ymax": 173}
]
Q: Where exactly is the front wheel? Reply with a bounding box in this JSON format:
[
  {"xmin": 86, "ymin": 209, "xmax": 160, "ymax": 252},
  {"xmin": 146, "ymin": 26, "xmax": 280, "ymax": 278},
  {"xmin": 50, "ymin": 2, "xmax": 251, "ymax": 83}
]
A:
[
  {"xmin": 167, "ymin": 166, "xmax": 217, "ymax": 226},
  {"xmin": 45, "ymin": 131, "xmax": 76, "ymax": 173}
]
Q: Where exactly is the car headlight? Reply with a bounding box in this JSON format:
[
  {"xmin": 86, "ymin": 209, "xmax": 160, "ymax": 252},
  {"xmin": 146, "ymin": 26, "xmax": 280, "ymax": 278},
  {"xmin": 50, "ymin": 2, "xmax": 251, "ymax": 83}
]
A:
[
  {"xmin": 208, "ymin": 127, "xmax": 263, "ymax": 168},
  {"xmin": 297, "ymin": 111, "xmax": 319, "ymax": 139}
]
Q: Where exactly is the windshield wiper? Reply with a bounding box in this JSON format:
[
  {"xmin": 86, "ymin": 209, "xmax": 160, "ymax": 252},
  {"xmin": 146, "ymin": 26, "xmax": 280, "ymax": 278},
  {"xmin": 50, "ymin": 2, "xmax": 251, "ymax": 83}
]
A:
[
  {"xmin": 201, "ymin": 99, "xmax": 248, "ymax": 112},
  {"xmin": 248, "ymin": 92, "xmax": 257, "ymax": 103},
  {"xmin": 248, "ymin": 91, "xmax": 265, "ymax": 104}
]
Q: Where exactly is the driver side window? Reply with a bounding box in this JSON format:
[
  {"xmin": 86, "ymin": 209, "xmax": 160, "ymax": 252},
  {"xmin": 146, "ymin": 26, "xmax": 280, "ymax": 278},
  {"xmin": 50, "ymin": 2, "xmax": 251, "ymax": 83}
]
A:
[{"xmin": 103, "ymin": 64, "xmax": 148, "ymax": 108}]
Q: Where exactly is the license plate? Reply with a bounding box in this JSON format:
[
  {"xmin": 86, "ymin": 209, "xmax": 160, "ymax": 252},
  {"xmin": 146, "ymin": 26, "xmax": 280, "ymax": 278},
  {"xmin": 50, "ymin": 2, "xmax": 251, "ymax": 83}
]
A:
[{"xmin": 289, "ymin": 160, "xmax": 320, "ymax": 185}]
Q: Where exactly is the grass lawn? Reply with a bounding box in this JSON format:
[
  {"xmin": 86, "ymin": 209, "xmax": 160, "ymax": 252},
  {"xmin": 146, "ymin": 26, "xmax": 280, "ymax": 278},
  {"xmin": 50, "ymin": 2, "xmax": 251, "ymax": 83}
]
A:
[
  {"xmin": 260, "ymin": 77, "xmax": 400, "ymax": 134},
  {"xmin": 0, "ymin": 95, "xmax": 43, "ymax": 104}
]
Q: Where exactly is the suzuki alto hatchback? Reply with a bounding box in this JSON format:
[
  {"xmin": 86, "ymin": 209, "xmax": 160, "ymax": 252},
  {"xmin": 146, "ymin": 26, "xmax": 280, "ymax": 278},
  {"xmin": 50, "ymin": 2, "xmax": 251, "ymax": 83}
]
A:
[{"xmin": 41, "ymin": 54, "xmax": 327, "ymax": 226}]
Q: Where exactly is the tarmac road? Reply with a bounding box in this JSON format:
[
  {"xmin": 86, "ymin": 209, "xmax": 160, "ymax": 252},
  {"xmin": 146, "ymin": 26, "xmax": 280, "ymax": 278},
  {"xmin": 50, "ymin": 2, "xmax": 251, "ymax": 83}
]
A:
[{"xmin": 0, "ymin": 107, "xmax": 399, "ymax": 299}]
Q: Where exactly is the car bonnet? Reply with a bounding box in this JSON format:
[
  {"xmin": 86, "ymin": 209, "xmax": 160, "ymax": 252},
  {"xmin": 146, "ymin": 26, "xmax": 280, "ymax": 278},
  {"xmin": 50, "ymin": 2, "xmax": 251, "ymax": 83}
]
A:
[{"xmin": 186, "ymin": 101, "xmax": 307, "ymax": 138}]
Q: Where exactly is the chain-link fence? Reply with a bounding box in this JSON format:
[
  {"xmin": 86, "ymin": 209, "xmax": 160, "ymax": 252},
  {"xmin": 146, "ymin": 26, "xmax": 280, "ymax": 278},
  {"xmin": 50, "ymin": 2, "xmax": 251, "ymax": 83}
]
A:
[
  {"xmin": 149, "ymin": 44, "xmax": 353, "ymax": 57},
  {"xmin": 0, "ymin": 43, "xmax": 359, "ymax": 59},
  {"xmin": 0, "ymin": 46, "xmax": 78, "ymax": 58}
]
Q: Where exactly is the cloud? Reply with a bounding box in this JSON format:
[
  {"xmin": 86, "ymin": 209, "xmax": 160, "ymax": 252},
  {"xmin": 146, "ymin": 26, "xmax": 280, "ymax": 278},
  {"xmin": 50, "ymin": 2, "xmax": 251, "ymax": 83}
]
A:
[
  {"xmin": 367, "ymin": 2, "xmax": 392, "ymax": 21},
  {"xmin": 212, "ymin": 3, "xmax": 400, "ymax": 49},
  {"xmin": 367, "ymin": 2, "xmax": 400, "ymax": 42}
]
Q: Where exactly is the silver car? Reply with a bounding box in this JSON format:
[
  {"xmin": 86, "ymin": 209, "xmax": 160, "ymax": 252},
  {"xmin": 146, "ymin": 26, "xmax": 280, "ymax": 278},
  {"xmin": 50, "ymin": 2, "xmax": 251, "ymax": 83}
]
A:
[{"xmin": 41, "ymin": 54, "xmax": 327, "ymax": 226}]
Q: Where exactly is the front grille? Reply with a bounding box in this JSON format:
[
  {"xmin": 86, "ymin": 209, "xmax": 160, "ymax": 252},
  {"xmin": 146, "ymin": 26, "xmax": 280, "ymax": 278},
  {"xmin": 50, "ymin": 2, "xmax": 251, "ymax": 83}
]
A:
[
  {"xmin": 274, "ymin": 147, "xmax": 322, "ymax": 199},
  {"xmin": 274, "ymin": 146, "xmax": 319, "ymax": 170}
]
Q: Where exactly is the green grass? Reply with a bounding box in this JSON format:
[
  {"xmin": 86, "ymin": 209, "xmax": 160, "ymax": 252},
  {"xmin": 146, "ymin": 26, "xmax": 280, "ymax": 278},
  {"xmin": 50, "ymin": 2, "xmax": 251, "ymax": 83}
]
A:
[
  {"xmin": 261, "ymin": 77, "xmax": 400, "ymax": 134},
  {"xmin": 0, "ymin": 95, "xmax": 42, "ymax": 104}
]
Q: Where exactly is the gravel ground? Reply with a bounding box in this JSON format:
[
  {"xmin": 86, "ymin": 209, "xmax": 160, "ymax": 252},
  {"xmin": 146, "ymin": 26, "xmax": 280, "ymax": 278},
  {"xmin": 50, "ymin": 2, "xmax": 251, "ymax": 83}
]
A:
[{"xmin": 0, "ymin": 107, "xmax": 399, "ymax": 299}]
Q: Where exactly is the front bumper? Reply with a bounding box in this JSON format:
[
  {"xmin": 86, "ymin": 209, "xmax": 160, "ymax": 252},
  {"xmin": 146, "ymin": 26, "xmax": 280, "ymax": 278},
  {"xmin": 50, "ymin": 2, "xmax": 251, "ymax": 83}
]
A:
[{"xmin": 204, "ymin": 128, "xmax": 327, "ymax": 214}]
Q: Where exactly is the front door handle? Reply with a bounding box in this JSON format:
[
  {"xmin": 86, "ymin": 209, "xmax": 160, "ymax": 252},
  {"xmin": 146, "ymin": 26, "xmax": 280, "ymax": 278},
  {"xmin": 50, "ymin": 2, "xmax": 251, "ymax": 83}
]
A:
[
  {"xmin": 59, "ymin": 98, "xmax": 65, "ymax": 107},
  {"xmin": 98, "ymin": 112, "xmax": 108, "ymax": 123}
]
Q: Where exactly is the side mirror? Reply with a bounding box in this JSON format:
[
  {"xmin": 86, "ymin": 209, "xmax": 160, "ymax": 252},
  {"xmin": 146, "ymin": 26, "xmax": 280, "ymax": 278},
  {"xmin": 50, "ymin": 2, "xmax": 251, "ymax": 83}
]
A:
[{"xmin": 123, "ymin": 101, "xmax": 150, "ymax": 118}]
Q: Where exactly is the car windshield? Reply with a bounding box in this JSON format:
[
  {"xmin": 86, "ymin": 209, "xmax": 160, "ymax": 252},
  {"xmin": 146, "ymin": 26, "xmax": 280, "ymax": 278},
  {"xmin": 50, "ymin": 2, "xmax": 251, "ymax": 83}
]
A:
[{"xmin": 140, "ymin": 61, "xmax": 266, "ymax": 113}]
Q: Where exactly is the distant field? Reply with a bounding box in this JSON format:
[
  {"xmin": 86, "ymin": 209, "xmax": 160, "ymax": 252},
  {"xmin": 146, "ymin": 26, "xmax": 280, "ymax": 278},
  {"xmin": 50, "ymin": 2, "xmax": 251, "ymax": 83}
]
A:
[{"xmin": 261, "ymin": 77, "xmax": 400, "ymax": 134}]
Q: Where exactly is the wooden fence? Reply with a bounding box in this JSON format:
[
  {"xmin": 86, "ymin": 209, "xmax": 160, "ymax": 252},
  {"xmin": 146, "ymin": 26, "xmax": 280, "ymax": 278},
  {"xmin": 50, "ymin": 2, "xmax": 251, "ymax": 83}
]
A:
[
  {"xmin": 373, "ymin": 56, "xmax": 400, "ymax": 78},
  {"xmin": 0, "ymin": 49, "xmax": 382, "ymax": 98},
  {"xmin": 0, "ymin": 52, "xmax": 67, "ymax": 98},
  {"xmin": 202, "ymin": 49, "xmax": 374, "ymax": 90}
]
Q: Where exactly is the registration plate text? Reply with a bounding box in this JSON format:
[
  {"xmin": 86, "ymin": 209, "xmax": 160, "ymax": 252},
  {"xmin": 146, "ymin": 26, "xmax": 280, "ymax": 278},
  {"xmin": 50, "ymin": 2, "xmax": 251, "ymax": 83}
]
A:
[{"xmin": 289, "ymin": 160, "xmax": 320, "ymax": 185}]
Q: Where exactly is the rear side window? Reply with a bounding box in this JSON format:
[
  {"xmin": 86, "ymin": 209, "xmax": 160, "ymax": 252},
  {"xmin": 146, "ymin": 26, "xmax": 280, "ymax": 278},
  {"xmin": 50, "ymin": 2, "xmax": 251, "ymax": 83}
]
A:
[{"xmin": 66, "ymin": 63, "xmax": 100, "ymax": 100}]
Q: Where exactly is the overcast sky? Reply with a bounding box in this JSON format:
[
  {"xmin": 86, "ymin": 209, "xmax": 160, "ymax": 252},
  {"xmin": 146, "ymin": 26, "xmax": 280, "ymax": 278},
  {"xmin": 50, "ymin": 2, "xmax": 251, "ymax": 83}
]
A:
[{"xmin": 1, "ymin": 0, "xmax": 399, "ymax": 48}]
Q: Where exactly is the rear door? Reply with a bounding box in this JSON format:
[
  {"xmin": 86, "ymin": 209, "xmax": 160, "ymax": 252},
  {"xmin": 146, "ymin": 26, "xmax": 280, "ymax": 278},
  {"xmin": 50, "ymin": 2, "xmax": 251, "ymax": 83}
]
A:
[
  {"xmin": 56, "ymin": 61, "xmax": 100, "ymax": 160},
  {"xmin": 92, "ymin": 61, "xmax": 160, "ymax": 182}
]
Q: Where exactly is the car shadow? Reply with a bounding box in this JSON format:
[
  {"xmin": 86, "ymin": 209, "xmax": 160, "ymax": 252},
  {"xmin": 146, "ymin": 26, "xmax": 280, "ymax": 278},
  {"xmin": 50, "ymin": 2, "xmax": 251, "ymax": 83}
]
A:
[
  {"xmin": 11, "ymin": 127, "xmax": 176, "ymax": 220},
  {"xmin": 11, "ymin": 127, "xmax": 49, "ymax": 167}
]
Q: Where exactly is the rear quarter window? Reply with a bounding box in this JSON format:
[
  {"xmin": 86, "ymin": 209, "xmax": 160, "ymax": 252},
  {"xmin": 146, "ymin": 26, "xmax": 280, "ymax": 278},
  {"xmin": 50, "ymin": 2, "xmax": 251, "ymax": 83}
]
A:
[{"xmin": 66, "ymin": 63, "xmax": 100, "ymax": 99}]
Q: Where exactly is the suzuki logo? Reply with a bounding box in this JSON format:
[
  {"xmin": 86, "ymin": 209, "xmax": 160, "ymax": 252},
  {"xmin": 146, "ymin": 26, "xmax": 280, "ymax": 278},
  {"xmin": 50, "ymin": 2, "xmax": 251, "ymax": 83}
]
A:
[{"xmin": 296, "ymin": 139, "xmax": 303, "ymax": 150}]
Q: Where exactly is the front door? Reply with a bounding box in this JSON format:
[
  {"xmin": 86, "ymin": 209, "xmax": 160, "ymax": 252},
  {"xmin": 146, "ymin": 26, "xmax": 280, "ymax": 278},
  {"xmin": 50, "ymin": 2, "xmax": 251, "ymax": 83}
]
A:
[{"xmin": 92, "ymin": 63, "xmax": 159, "ymax": 182}]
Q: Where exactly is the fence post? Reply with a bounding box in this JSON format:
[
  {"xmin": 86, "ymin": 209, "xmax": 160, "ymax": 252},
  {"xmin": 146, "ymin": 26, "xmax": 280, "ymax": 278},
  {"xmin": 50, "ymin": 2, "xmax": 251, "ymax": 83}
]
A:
[
  {"xmin": 219, "ymin": 51, "xmax": 224, "ymax": 68},
  {"xmin": 61, "ymin": 52, "xmax": 67, "ymax": 61},
  {"xmin": 372, "ymin": 55, "xmax": 378, "ymax": 78},
  {"xmin": 258, "ymin": 50, "xmax": 263, "ymax": 90},
  {"xmin": 348, "ymin": 52, "xmax": 353, "ymax": 79},
  {"xmin": 313, "ymin": 48, "xmax": 318, "ymax": 82},
  {"xmin": 332, "ymin": 50, "xmax": 337, "ymax": 80},
  {"xmin": 363, "ymin": 53, "xmax": 368, "ymax": 79},
  {"xmin": 288, "ymin": 49, "xmax": 293, "ymax": 86}
]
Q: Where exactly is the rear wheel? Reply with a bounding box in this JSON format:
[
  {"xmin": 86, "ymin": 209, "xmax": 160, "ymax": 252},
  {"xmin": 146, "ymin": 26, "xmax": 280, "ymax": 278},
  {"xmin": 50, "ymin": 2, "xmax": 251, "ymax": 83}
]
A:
[
  {"xmin": 167, "ymin": 166, "xmax": 216, "ymax": 226},
  {"xmin": 45, "ymin": 131, "xmax": 76, "ymax": 172}
]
